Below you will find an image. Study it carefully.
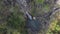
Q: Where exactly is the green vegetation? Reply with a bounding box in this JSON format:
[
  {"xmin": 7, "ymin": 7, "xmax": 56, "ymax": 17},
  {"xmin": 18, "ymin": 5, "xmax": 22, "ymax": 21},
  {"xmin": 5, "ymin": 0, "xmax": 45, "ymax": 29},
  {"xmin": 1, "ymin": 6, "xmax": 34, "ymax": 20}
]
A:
[
  {"xmin": 47, "ymin": 19, "xmax": 60, "ymax": 34},
  {"xmin": 0, "ymin": 0, "xmax": 60, "ymax": 34},
  {"xmin": 36, "ymin": 0, "xmax": 44, "ymax": 4}
]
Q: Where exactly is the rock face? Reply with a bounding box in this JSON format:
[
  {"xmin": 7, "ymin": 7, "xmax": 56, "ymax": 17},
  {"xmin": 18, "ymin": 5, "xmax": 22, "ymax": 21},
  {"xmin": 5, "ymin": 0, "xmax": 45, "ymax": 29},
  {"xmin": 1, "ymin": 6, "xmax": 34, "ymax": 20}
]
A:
[{"xmin": 56, "ymin": 0, "xmax": 60, "ymax": 5}]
